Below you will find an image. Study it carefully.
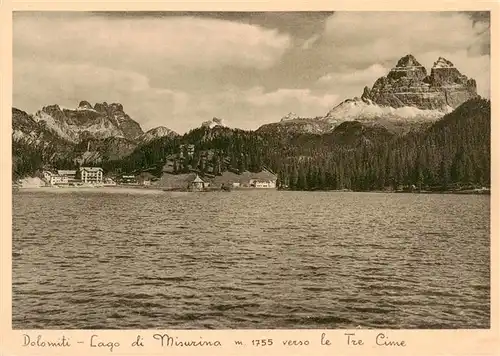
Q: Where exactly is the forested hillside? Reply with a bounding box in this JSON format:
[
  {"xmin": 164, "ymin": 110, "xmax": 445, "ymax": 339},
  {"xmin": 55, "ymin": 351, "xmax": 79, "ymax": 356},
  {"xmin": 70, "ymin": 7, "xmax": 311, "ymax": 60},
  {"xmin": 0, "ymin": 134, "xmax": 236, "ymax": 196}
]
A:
[
  {"xmin": 98, "ymin": 98, "xmax": 490, "ymax": 191},
  {"xmin": 276, "ymin": 98, "xmax": 490, "ymax": 191}
]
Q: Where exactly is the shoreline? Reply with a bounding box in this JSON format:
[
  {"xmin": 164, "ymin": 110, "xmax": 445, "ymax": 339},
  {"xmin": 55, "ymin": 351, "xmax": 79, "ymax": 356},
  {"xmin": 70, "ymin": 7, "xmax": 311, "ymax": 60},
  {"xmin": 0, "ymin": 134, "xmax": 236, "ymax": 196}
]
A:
[
  {"xmin": 13, "ymin": 184, "xmax": 490, "ymax": 195},
  {"xmin": 280, "ymin": 189, "xmax": 490, "ymax": 195}
]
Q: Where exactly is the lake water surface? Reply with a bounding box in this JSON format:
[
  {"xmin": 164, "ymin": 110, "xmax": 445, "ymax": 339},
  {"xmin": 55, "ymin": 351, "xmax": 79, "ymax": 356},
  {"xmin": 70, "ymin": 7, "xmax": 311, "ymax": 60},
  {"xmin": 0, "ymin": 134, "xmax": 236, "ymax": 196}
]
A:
[{"xmin": 12, "ymin": 189, "xmax": 490, "ymax": 329}]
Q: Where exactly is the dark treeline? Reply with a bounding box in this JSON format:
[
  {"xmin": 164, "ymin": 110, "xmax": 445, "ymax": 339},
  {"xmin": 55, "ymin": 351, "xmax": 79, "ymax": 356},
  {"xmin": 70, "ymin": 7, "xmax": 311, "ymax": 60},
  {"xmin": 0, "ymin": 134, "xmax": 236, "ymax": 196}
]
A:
[
  {"xmin": 12, "ymin": 140, "xmax": 77, "ymax": 180},
  {"xmin": 13, "ymin": 98, "xmax": 490, "ymax": 191},
  {"xmin": 275, "ymin": 98, "xmax": 490, "ymax": 191}
]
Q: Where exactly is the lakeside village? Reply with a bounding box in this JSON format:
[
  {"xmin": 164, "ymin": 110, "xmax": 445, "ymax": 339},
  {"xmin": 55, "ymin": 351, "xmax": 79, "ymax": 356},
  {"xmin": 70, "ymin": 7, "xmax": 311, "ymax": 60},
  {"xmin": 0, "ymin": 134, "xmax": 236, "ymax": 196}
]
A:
[
  {"xmin": 14, "ymin": 165, "xmax": 278, "ymax": 193},
  {"xmin": 15, "ymin": 166, "xmax": 489, "ymax": 195},
  {"xmin": 32, "ymin": 167, "xmax": 278, "ymax": 192},
  {"xmin": 13, "ymin": 142, "xmax": 281, "ymax": 191}
]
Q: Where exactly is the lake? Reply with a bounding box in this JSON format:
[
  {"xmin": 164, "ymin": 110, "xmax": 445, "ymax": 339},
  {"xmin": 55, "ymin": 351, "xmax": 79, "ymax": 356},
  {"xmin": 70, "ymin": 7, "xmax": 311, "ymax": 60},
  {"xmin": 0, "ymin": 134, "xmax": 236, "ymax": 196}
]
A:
[{"xmin": 12, "ymin": 188, "xmax": 490, "ymax": 329}]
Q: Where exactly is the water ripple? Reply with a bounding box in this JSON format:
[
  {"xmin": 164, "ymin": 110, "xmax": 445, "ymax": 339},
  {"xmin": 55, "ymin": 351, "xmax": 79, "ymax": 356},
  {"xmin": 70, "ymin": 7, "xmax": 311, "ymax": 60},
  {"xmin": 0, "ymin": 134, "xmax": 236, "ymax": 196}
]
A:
[{"xmin": 12, "ymin": 189, "xmax": 490, "ymax": 329}]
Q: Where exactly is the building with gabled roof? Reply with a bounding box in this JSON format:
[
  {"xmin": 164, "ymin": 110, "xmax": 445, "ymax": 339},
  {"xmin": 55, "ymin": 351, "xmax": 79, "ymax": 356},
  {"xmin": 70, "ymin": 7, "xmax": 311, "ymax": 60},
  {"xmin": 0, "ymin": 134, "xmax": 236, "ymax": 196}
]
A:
[
  {"xmin": 190, "ymin": 174, "xmax": 205, "ymax": 191},
  {"xmin": 80, "ymin": 167, "xmax": 103, "ymax": 184}
]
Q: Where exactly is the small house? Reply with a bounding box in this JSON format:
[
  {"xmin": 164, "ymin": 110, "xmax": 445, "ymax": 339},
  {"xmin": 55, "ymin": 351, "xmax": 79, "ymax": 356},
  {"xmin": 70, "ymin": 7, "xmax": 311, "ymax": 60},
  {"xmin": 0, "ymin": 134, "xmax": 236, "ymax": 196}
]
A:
[
  {"xmin": 49, "ymin": 175, "xmax": 69, "ymax": 186},
  {"xmin": 137, "ymin": 172, "xmax": 155, "ymax": 186},
  {"xmin": 57, "ymin": 170, "xmax": 78, "ymax": 184},
  {"xmin": 43, "ymin": 170, "xmax": 69, "ymax": 186},
  {"xmin": 253, "ymin": 179, "xmax": 276, "ymax": 188},
  {"xmin": 249, "ymin": 177, "xmax": 277, "ymax": 189},
  {"xmin": 190, "ymin": 175, "xmax": 205, "ymax": 191},
  {"xmin": 42, "ymin": 171, "xmax": 53, "ymax": 182},
  {"xmin": 57, "ymin": 170, "xmax": 77, "ymax": 180},
  {"xmin": 103, "ymin": 177, "xmax": 117, "ymax": 186},
  {"xmin": 121, "ymin": 175, "xmax": 137, "ymax": 184}
]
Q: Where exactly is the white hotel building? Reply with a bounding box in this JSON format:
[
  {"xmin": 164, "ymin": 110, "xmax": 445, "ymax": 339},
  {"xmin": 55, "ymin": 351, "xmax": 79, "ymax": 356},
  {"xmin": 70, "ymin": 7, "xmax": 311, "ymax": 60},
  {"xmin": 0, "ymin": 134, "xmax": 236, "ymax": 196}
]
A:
[{"xmin": 80, "ymin": 167, "xmax": 104, "ymax": 184}]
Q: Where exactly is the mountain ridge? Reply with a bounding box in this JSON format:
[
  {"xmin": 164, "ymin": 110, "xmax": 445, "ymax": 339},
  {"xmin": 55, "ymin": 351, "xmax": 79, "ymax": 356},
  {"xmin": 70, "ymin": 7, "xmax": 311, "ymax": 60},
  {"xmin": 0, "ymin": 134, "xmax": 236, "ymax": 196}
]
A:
[
  {"xmin": 139, "ymin": 126, "xmax": 179, "ymax": 143},
  {"xmin": 30, "ymin": 101, "xmax": 144, "ymax": 143},
  {"xmin": 258, "ymin": 54, "xmax": 479, "ymax": 134}
]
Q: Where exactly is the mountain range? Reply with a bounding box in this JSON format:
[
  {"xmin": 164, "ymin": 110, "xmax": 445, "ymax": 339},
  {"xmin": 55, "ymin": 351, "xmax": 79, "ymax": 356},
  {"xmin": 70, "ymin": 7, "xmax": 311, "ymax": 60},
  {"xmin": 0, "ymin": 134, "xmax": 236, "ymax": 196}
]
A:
[
  {"xmin": 12, "ymin": 54, "xmax": 488, "ymax": 190},
  {"xmin": 12, "ymin": 100, "xmax": 179, "ymax": 167},
  {"xmin": 14, "ymin": 101, "xmax": 178, "ymax": 144},
  {"xmin": 258, "ymin": 55, "xmax": 478, "ymax": 134}
]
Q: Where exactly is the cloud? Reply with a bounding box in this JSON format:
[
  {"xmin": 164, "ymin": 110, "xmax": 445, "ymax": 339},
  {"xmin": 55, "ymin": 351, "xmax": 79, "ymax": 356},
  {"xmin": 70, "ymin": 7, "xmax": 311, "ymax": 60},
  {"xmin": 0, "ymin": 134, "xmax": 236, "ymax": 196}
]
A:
[
  {"xmin": 311, "ymin": 12, "xmax": 490, "ymax": 98},
  {"xmin": 13, "ymin": 59, "xmax": 193, "ymax": 131},
  {"xmin": 301, "ymin": 34, "xmax": 320, "ymax": 49},
  {"xmin": 14, "ymin": 59, "xmax": 156, "ymax": 102},
  {"xmin": 324, "ymin": 12, "xmax": 485, "ymax": 60},
  {"xmin": 14, "ymin": 13, "xmax": 291, "ymax": 71},
  {"xmin": 13, "ymin": 58, "xmax": 340, "ymax": 133},
  {"xmin": 244, "ymin": 87, "xmax": 339, "ymax": 111},
  {"xmin": 160, "ymin": 86, "xmax": 340, "ymax": 131},
  {"xmin": 318, "ymin": 64, "xmax": 389, "ymax": 87}
]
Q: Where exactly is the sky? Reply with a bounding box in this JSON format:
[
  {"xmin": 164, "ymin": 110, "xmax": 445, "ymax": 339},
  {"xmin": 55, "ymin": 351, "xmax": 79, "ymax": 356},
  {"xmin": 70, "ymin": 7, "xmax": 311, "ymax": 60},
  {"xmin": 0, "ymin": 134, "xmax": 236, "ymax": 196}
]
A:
[{"xmin": 13, "ymin": 11, "xmax": 491, "ymax": 133}]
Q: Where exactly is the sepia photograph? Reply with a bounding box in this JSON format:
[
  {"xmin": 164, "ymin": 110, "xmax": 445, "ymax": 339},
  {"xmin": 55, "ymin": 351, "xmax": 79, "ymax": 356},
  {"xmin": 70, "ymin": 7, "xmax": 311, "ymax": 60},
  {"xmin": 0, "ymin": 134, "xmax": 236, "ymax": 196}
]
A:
[{"xmin": 11, "ymin": 11, "xmax": 491, "ymax": 330}]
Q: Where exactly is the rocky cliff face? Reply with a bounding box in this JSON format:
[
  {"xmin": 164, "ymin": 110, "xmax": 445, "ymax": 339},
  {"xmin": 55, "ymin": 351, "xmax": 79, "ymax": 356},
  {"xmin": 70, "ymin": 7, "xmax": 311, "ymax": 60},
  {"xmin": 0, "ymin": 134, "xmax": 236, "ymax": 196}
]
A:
[
  {"xmin": 12, "ymin": 108, "xmax": 72, "ymax": 148},
  {"xmin": 31, "ymin": 101, "xmax": 144, "ymax": 143},
  {"xmin": 361, "ymin": 55, "xmax": 478, "ymax": 110},
  {"xmin": 12, "ymin": 108, "xmax": 76, "ymax": 178},
  {"xmin": 12, "ymin": 108, "xmax": 41, "ymax": 142},
  {"xmin": 74, "ymin": 136, "xmax": 139, "ymax": 163},
  {"xmin": 93, "ymin": 102, "xmax": 144, "ymax": 140}
]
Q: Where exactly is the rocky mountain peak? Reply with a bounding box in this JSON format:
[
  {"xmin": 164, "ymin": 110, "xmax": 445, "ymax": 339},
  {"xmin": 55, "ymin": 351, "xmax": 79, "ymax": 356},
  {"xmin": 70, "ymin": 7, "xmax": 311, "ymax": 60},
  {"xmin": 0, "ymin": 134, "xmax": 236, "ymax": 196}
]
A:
[
  {"xmin": 428, "ymin": 57, "xmax": 475, "ymax": 91},
  {"xmin": 30, "ymin": 101, "xmax": 144, "ymax": 142},
  {"xmin": 78, "ymin": 101, "xmax": 93, "ymax": 110},
  {"xmin": 395, "ymin": 54, "xmax": 423, "ymax": 68},
  {"xmin": 42, "ymin": 104, "xmax": 63, "ymax": 113},
  {"xmin": 139, "ymin": 126, "xmax": 178, "ymax": 143},
  {"xmin": 94, "ymin": 102, "xmax": 108, "ymax": 113},
  {"xmin": 360, "ymin": 55, "xmax": 477, "ymax": 111},
  {"xmin": 432, "ymin": 57, "xmax": 454, "ymax": 69},
  {"xmin": 92, "ymin": 102, "xmax": 126, "ymax": 114},
  {"xmin": 281, "ymin": 112, "xmax": 299, "ymax": 121},
  {"xmin": 386, "ymin": 54, "xmax": 428, "ymax": 82},
  {"xmin": 109, "ymin": 103, "xmax": 124, "ymax": 112},
  {"xmin": 146, "ymin": 126, "xmax": 176, "ymax": 136}
]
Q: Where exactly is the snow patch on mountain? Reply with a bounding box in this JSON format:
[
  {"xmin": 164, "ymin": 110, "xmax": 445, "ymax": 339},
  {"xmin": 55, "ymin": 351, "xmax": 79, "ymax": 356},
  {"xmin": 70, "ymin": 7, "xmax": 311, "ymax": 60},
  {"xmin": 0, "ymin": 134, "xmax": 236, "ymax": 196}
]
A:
[
  {"xmin": 281, "ymin": 112, "xmax": 299, "ymax": 121},
  {"xmin": 202, "ymin": 117, "xmax": 227, "ymax": 128},
  {"xmin": 323, "ymin": 97, "xmax": 452, "ymax": 125},
  {"xmin": 76, "ymin": 107, "xmax": 97, "ymax": 112}
]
